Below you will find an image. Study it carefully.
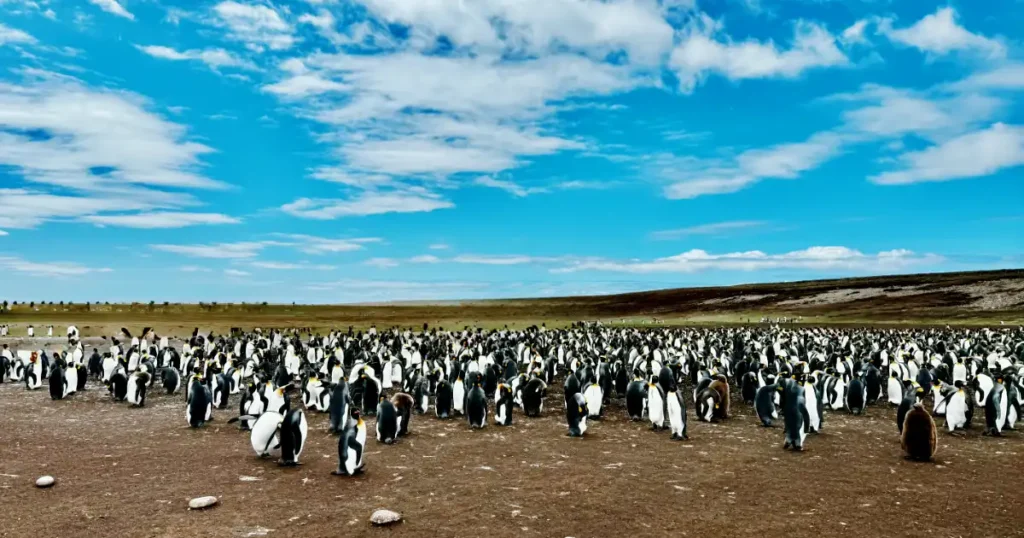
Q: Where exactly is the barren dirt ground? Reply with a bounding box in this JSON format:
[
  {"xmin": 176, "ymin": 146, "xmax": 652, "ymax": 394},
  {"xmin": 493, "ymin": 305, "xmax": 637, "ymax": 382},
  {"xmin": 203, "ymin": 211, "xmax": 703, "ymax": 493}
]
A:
[{"xmin": 2, "ymin": 365, "xmax": 1023, "ymax": 538}]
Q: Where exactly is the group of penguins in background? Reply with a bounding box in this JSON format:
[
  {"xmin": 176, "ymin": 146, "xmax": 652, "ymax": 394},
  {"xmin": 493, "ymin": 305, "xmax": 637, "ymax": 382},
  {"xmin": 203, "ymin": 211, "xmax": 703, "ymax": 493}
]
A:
[{"xmin": 2, "ymin": 323, "xmax": 1023, "ymax": 473}]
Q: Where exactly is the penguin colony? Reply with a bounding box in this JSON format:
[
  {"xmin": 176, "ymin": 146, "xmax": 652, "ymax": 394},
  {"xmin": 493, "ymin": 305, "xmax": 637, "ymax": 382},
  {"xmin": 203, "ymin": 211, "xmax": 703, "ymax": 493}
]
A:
[{"xmin": 3, "ymin": 323, "xmax": 1023, "ymax": 472}]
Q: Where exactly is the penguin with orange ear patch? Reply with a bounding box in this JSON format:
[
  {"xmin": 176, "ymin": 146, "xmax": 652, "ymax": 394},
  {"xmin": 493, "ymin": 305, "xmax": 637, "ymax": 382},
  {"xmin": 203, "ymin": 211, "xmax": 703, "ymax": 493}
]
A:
[
  {"xmin": 708, "ymin": 374, "xmax": 730, "ymax": 420},
  {"xmin": 901, "ymin": 402, "xmax": 937, "ymax": 461}
]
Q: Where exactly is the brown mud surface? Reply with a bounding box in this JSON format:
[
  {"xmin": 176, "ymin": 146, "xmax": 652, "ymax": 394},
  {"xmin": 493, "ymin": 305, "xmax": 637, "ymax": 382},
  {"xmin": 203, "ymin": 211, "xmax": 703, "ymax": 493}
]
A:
[{"xmin": 1, "ymin": 379, "xmax": 1022, "ymax": 538}]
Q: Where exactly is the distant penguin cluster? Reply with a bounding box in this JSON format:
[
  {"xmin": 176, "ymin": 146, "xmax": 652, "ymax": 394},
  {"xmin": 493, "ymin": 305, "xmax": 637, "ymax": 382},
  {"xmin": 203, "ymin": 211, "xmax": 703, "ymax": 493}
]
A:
[{"xmin": 3, "ymin": 322, "xmax": 1023, "ymax": 473}]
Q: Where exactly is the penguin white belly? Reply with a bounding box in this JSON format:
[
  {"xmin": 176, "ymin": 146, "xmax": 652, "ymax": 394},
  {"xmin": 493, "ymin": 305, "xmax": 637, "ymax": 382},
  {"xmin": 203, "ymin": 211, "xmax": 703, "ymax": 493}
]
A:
[
  {"xmin": 667, "ymin": 395, "xmax": 683, "ymax": 436},
  {"xmin": 453, "ymin": 383, "xmax": 465, "ymax": 414},
  {"xmin": 102, "ymin": 359, "xmax": 117, "ymax": 382},
  {"xmin": 649, "ymin": 394, "xmax": 664, "ymax": 427},
  {"xmin": 250, "ymin": 412, "xmax": 283, "ymax": 457},
  {"xmin": 584, "ymin": 384, "xmax": 602, "ymax": 417},
  {"xmin": 997, "ymin": 395, "xmax": 1008, "ymax": 432},
  {"xmin": 952, "ymin": 365, "xmax": 967, "ymax": 384},
  {"xmin": 577, "ymin": 415, "xmax": 587, "ymax": 435},
  {"xmin": 64, "ymin": 367, "xmax": 78, "ymax": 397},
  {"xmin": 887, "ymin": 378, "xmax": 903, "ymax": 405},
  {"xmin": 946, "ymin": 394, "xmax": 967, "ymax": 431},
  {"xmin": 831, "ymin": 382, "xmax": 846, "ymax": 411},
  {"xmin": 127, "ymin": 379, "xmax": 139, "ymax": 403},
  {"xmin": 702, "ymin": 396, "xmax": 714, "ymax": 421},
  {"xmin": 804, "ymin": 385, "xmax": 820, "ymax": 432}
]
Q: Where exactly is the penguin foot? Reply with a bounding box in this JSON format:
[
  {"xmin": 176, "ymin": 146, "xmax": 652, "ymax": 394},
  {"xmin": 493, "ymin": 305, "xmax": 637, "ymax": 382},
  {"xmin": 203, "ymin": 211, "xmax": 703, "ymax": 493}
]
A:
[{"xmin": 783, "ymin": 441, "xmax": 791, "ymax": 450}]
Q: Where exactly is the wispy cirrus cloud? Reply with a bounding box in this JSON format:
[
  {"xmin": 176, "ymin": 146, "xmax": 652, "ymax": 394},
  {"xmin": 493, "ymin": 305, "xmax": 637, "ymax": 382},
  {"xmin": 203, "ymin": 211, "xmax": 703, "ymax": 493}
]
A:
[
  {"xmin": 135, "ymin": 45, "xmax": 260, "ymax": 73},
  {"xmin": 553, "ymin": 246, "xmax": 942, "ymax": 274},
  {"xmin": 89, "ymin": 0, "xmax": 134, "ymax": 21},
  {"xmin": 650, "ymin": 220, "xmax": 768, "ymax": 240},
  {"xmin": 82, "ymin": 212, "xmax": 240, "ymax": 229},
  {"xmin": 0, "ymin": 23, "xmax": 36, "ymax": 46},
  {"xmin": 879, "ymin": 7, "xmax": 1005, "ymax": 59},
  {"xmin": 0, "ymin": 256, "xmax": 113, "ymax": 277}
]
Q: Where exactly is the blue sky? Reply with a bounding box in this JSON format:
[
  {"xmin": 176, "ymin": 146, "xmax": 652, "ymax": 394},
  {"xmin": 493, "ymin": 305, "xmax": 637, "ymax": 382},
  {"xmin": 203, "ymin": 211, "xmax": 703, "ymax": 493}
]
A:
[{"xmin": 0, "ymin": 0, "xmax": 1021, "ymax": 303}]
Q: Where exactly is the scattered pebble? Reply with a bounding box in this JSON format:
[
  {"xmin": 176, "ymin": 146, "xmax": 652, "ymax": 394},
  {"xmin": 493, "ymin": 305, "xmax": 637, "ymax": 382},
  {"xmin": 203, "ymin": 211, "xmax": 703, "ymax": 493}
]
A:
[
  {"xmin": 188, "ymin": 496, "xmax": 219, "ymax": 510},
  {"xmin": 35, "ymin": 476, "xmax": 55, "ymax": 488},
  {"xmin": 370, "ymin": 509, "xmax": 402, "ymax": 526}
]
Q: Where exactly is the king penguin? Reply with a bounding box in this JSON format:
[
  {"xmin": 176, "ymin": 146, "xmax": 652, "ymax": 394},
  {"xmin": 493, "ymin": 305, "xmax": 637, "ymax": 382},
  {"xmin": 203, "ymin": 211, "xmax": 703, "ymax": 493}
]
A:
[
  {"xmin": 782, "ymin": 378, "xmax": 808, "ymax": 451},
  {"xmin": 466, "ymin": 379, "xmax": 488, "ymax": 429},
  {"xmin": 901, "ymin": 402, "xmax": 937, "ymax": 462},
  {"xmin": 494, "ymin": 383, "xmax": 514, "ymax": 426},
  {"xmin": 566, "ymin": 391, "xmax": 588, "ymax": 437},
  {"xmin": 666, "ymin": 388, "xmax": 688, "ymax": 440},
  {"xmin": 332, "ymin": 409, "xmax": 366, "ymax": 477}
]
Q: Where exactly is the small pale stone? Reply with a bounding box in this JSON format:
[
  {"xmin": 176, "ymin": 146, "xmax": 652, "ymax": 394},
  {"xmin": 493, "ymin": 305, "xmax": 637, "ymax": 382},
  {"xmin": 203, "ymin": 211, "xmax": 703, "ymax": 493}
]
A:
[
  {"xmin": 35, "ymin": 476, "xmax": 55, "ymax": 488},
  {"xmin": 370, "ymin": 509, "xmax": 402, "ymax": 526},
  {"xmin": 188, "ymin": 496, "xmax": 219, "ymax": 510}
]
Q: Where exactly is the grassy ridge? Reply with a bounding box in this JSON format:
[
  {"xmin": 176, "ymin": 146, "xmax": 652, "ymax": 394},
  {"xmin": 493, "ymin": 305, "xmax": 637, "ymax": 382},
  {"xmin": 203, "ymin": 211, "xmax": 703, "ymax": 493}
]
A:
[{"xmin": 0, "ymin": 269, "xmax": 1021, "ymax": 336}]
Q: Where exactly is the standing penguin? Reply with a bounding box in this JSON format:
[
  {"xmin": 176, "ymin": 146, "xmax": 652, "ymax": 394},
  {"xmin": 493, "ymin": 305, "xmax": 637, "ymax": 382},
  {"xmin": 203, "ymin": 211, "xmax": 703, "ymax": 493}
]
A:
[
  {"xmin": 452, "ymin": 376, "xmax": 466, "ymax": 415},
  {"xmin": 901, "ymin": 403, "xmax": 937, "ymax": 462},
  {"xmin": 278, "ymin": 408, "xmax": 308, "ymax": 466},
  {"xmin": 803, "ymin": 379, "xmax": 821, "ymax": 434},
  {"xmin": 865, "ymin": 364, "xmax": 882, "ymax": 403},
  {"xmin": 781, "ymin": 379, "xmax": 808, "ymax": 451},
  {"xmin": 944, "ymin": 381, "xmax": 970, "ymax": 433},
  {"xmin": 186, "ymin": 375, "xmax": 212, "ymax": 428},
  {"xmin": 566, "ymin": 391, "xmax": 588, "ymax": 437},
  {"xmin": 521, "ymin": 377, "xmax": 546, "ymax": 417},
  {"xmin": 435, "ymin": 379, "xmax": 453, "ymax": 419},
  {"xmin": 328, "ymin": 382, "xmax": 352, "ymax": 434},
  {"xmin": 25, "ymin": 353, "xmax": 43, "ymax": 390},
  {"xmin": 494, "ymin": 383, "xmax": 514, "ymax": 426},
  {"xmin": 162, "ymin": 367, "xmax": 181, "ymax": 395},
  {"xmin": 563, "ymin": 373, "xmax": 581, "ymax": 410},
  {"xmin": 741, "ymin": 371, "xmax": 758, "ymax": 405},
  {"xmin": 755, "ymin": 383, "xmax": 781, "ymax": 427},
  {"xmin": 237, "ymin": 382, "xmax": 267, "ymax": 431},
  {"xmin": 846, "ymin": 376, "xmax": 867, "ymax": 416},
  {"xmin": 984, "ymin": 377, "xmax": 1009, "ymax": 436},
  {"xmin": 213, "ymin": 372, "xmax": 231, "ymax": 410},
  {"xmin": 392, "ymin": 392, "xmax": 414, "ymax": 437},
  {"xmin": 332, "ymin": 409, "xmax": 366, "ymax": 477},
  {"xmin": 582, "ymin": 381, "xmax": 603, "ymax": 419},
  {"xmin": 626, "ymin": 377, "xmax": 646, "ymax": 421},
  {"xmin": 466, "ymin": 380, "xmax": 487, "ymax": 429},
  {"xmin": 376, "ymin": 396, "xmax": 398, "ymax": 444},
  {"xmin": 887, "ymin": 373, "xmax": 904, "ymax": 405},
  {"xmin": 48, "ymin": 360, "xmax": 65, "ymax": 400},
  {"xmin": 127, "ymin": 366, "xmax": 150, "ymax": 407},
  {"xmin": 109, "ymin": 368, "xmax": 128, "ymax": 401},
  {"xmin": 361, "ymin": 371, "xmax": 380, "ymax": 417},
  {"xmin": 666, "ymin": 389, "xmax": 688, "ymax": 440},
  {"xmin": 647, "ymin": 381, "xmax": 665, "ymax": 430},
  {"xmin": 897, "ymin": 383, "xmax": 924, "ymax": 434},
  {"xmin": 696, "ymin": 386, "xmax": 721, "ymax": 422},
  {"xmin": 709, "ymin": 375, "xmax": 730, "ymax": 420}
]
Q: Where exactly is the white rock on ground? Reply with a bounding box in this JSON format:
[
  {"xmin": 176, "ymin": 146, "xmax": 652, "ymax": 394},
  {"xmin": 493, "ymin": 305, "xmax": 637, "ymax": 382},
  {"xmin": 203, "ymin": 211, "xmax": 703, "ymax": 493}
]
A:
[
  {"xmin": 189, "ymin": 496, "xmax": 219, "ymax": 510},
  {"xmin": 370, "ymin": 509, "xmax": 402, "ymax": 526},
  {"xmin": 35, "ymin": 476, "xmax": 55, "ymax": 488}
]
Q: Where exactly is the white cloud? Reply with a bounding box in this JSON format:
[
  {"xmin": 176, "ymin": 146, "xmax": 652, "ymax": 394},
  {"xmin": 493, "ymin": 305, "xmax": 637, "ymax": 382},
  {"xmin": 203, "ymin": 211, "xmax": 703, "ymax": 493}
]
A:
[
  {"xmin": 840, "ymin": 19, "xmax": 870, "ymax": 45},
  {"xmin": 659, "ymin": 132, "xmax": 844, "ymax": 199},
  {"xmin": 0, "ymin": 23, "xmax": 36, "ymax": 46},
  {"xmin": 179, "ymin": 265, "xmax": 212, "ymax": 273},
  {"xmin": 282, "ymin": 190, "xmax": 453, "ymax": 219},
  {"xmin": 0, "ymin": 72, "xmax": 225, "ymax": 228},
  {"xmin": 298, "ymin": 9, "xmax": 343, "ymax": 44},
  {"xmin": 0, "ymin": 230, "xmax": 8, "ymax": 236},
  {"xmin": 82, "ymin": 212, "xmax": 241, "ymax": 228},
  {"xmin": 651, "ymin": 220, "xmax": 767, "ymax": 240},
  {"xmin": 881, "ymin": 7, "xmax": 1005, "ymax": 58},
  {"xmin": 136, "ymin": 45, "xmax": 259, "ymax": 72},
  {"xmin": 670, "ymin": 20, "xmax": 847, "ymax": 91},
  {"xmin": 152, "ymin": 241, "xmax": 276, "ymax": 259},
  {"xmin": 473, "ymin": 176, "xmax": 548, "ymax": 197},
  {"xmin": 89, "ymin": 0, "xmax": 134, "ymax": 21},
  {"xmin": 452, "ymin": 255, "xmax": 548, "ymax": 265},
  {"xmin": 870, "ymin": 123, "xmax": 1024, "ymax": 185},
  {"xmin": 224, "ymin": 269, "xmax": 250, "ymax": 277},
  {"xmin": 43, "ymin": 9, "xmax": 56, "ymax": 20},
  {"xmin": 0, "ymin": 256, "xmax": 113, "ymax": 277},
  {"xmin": 273, "ymin": 234, "xmax": 381, "ymax": 255},
  {"xmin": 946, "ymin": 64, "xmax": 1024, "ymax": 93},
  {"xmin": 428, "ymin": 244, "xmax": 448, "ymax": 251},
  {"xmin": 214, "ymin": 1, "xmax": 295, "ymax": 51},
  {"xmin": 555, "ymin": 246, "xmax": 942, "ymax": 274},
  {"xmin": 251, "ymin": 261, "xmax": 336, "ymax": 270},
  {"xmin": 351, "ymin": 0, "xmax": 674, "ymax": 65},
  {"xmin": 410, "ymin": 255, "xmax": 441, "ymax": 263},
  {"xmin": 364, "ymin": 257, "xmax": 398, "ymax": 268},
  {"xmin": 839, "ymin": 84, "xmax": 1003, "ymax": 140},
  {"xmin": 263, "ymin": 73, "xmax": 347, "ymax": 97}
]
